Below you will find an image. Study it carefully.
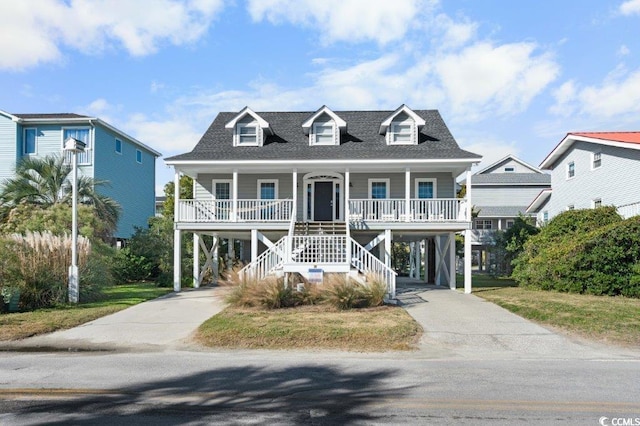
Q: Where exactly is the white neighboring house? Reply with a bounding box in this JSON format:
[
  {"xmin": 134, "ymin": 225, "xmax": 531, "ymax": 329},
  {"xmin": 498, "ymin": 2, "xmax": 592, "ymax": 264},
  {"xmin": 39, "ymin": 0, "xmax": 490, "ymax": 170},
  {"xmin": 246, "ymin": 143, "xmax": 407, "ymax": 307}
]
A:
[
  {"xmin": 464, "ymin": 155, "xmax": 550, "ymax": 272},
  {"xmin": 527, "ymin": 132, "xmax": 640, "ymax": 223},
  {"xmin": 165, "ymin": 105, "xmax": 482, "ymax": 297}
]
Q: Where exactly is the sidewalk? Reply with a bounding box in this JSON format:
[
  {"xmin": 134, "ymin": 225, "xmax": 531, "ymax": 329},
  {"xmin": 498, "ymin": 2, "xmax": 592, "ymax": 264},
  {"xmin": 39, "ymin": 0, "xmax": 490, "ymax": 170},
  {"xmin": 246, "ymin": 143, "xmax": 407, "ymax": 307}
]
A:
[{"xmin": 4, "ymin": 286, "xmax": 225, "ymax": 351}]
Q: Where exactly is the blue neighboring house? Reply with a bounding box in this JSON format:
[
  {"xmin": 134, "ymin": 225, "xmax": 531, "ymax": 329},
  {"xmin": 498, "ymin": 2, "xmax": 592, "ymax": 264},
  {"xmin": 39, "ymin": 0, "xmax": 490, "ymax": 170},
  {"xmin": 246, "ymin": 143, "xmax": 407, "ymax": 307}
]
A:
[{"xmin": 0, "ymin": 109, "xmax": 161, "ymax": 239}]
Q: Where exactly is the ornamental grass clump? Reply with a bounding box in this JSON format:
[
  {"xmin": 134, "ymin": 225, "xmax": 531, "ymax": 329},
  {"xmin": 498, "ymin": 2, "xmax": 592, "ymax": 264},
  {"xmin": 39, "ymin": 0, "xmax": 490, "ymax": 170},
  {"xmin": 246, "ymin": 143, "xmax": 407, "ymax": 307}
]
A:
[{"xmin": 0, "ymin": 231, "xmax": 105, "ymax": 310}]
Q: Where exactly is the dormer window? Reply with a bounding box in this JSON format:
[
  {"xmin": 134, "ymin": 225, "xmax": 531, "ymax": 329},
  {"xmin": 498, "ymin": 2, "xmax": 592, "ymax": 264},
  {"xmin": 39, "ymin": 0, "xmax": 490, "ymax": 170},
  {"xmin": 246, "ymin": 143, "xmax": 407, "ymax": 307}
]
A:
[
  {"xmin": 225, "ymin": 107, "xmax": 271, "ymax": 147},
  {"xmin": 390, "ymin": 121, "xmax": 413, "ymax": 144},
  {"xmin": 302, "ymin": 106, "xmax": 346, "ymax": 146},
  {"xmin": 312, "ymin": 120, "xmax": 336, "ymax": 145},
  {"xmin": 237, "ymin": 120, "xmax": 258, "ymax": 145},
  {"xmin": 379, "ymin": 105, "xmax": 425, "ymax": 146}
]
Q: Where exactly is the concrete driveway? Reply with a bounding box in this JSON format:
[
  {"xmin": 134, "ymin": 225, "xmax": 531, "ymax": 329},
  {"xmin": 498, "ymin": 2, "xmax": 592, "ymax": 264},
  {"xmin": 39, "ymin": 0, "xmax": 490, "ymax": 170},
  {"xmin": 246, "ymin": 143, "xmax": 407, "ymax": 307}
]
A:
[
  {"xmin": 5, "ymin": 280, "xmax": 638, "ymax": 361},
  {"xmin": 397, "ymin": 281, "xmax": 639, "ymax": 360}
]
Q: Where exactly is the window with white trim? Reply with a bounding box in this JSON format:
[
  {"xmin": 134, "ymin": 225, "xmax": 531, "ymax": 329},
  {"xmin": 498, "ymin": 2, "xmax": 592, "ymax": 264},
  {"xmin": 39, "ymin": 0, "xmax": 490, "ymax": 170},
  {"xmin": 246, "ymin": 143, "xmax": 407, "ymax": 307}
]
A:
[
  {"xmin": 368, "ymin": 179, "xmax": 389, "ymax": 199},
  {"xmin": 388, "ymin": 114, "xmax": 415, "ymax": 145},
  {"xmin": 543, "ymin": 211, "xmax": 549, "ymax": 222},
  {"xmin": 212, "ymin": 180, "xmax": 232, "ymax": 200},
  {"xmin": 567, "ymin": 205, "xmax": 575, "ymax": 210},
  {"xmin": 567, "ymin": 161, "xmax": 575, "ymax": 179},
  {"xmin": 474, "ymin": 219, "xmax": 493, "ymax": 230},
  {"xmin": 506, "ymin": 219, "xmax": 515, "ymax": 229},
  {"xmin": 592, "ymin": 152, "xmax": 601, "ymax": 169},
  {"xmin": 593, "ymin": 198, "xmax": 602, "ymax": 208},
  {"xmin": 62, "ymin": 127, "xmax": 91, "ymax": 165},
  {"xmin": 311, "ymin": 121, "xmax": 336, "ymax": 145},
  {"xmin": 115, "ymin": 138, "xmax": 122, "ymax": 154},
  {"xmin": 415, "ymin": 179, "xmax": 436, "ymax": 199},
  {"xmin": 504, "ymin": 167, "xmax": 515, "ymax": 172},
  {"xmin": 136, "ymin": 149, "xmax": 142, "ymax": 164},
  {"xmin": 258, "ymin": 180, "xmax": 278, "ymax": 199},
  {"xmin": 23, "ymin": 128, "xmax": 37, "ymax": 155}
]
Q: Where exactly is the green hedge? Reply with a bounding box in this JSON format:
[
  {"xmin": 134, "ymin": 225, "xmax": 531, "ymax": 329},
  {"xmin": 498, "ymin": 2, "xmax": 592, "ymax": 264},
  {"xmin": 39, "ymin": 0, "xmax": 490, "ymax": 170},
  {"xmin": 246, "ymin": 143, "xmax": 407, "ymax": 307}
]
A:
[{"xmin": 513, "ymin": 208, "xmax": 640, "ymax": 297}]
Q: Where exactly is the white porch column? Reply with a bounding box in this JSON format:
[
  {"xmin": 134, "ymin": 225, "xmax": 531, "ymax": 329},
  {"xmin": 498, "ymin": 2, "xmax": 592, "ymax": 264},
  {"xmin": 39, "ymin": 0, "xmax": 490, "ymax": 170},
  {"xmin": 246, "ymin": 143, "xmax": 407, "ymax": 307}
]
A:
[
  {"xmin": 232, "ymin": 169, "xmax": 238, "ymax": 222},
  {"xmin": 405, "ymin": 168, "xmax": 411, "ymax": 221},
  {"xmin": 423, "ymin": 238, "xmax": 428, "ymax": 283},
  {"xmin": 227, "ymin": 238, "xmax": 234, "ymax": 270},
  {"xmin": 449, "ymin": 232, "xmax": 456, "ymax": 290},
  {"xmin": 251, "ymin": 229, "xmax": 258, "ymax": 264},
  {"xmin": 172, "ymin": 169, "xmax": 181, "ymax": 292},
  {"xmin": 193, "ymin": 233, "xmax": 200, "ymax": 288},
  {"xmin": 212, "ymin": 235, "xmax": 219, "ymax": 284},
  {"xmin": 409, "ymin": 242, "xmax": 416, "ymax": 278},
  {"xmin": 292, "ymin": 169, "xmax": 298, "ymax": 222},
  {"xmin": 345, "ymin": 169, "xmax": 350, "ymax": 218},
  {"xmin": 464, "ymin": 168, "xmax": 473, "ymax": 294},
  {"xmin": 384, "ymin": 229, "xmax": 392, "ymax": 269}
]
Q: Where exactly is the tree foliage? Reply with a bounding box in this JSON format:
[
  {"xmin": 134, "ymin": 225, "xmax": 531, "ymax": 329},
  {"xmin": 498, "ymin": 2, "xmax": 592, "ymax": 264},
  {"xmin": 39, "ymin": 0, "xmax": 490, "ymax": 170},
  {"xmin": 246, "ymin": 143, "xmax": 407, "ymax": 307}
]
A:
[
  {"xmin": 0, "ymin": 155, "xmax": 120, "ymax": 239},
  {"xmin": 512, "ymin": 207, "xmax": 640, "ymax": 297},
  {"xmin": 491, "ymin": 215, "xmax": 539, "ymax": 276},
  {"xmin": 162, "ymin": 175, "xmax": 193, "ymax": 219}
]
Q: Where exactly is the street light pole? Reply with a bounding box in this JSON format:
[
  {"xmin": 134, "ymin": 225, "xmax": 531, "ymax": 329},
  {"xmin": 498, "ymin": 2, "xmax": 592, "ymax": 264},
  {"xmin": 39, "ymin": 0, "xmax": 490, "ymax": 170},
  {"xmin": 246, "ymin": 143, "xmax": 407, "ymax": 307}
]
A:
[{"xmin": 64, "ymin": 137, "xmax": 86, "ymax": 304}]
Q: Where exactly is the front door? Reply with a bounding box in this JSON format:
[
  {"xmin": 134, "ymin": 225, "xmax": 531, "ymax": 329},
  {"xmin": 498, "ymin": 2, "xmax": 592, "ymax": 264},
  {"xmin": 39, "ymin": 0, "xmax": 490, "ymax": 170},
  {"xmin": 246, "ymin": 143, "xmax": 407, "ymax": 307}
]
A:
[{"xmin": 314, "ymin": 181, "xmax": 333, "ymax": 221}]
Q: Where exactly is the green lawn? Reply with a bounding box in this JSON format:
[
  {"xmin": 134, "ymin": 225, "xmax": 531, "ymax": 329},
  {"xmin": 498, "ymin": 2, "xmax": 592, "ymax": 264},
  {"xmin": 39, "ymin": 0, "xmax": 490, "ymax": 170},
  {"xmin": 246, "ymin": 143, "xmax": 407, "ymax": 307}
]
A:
[
  {"xmin": 465, "ymin": 274, "xmax": 640, "ymax": 347},
  {"xmin": 0, "ymin": 283, "xmax": 172, "ymax": 341}
]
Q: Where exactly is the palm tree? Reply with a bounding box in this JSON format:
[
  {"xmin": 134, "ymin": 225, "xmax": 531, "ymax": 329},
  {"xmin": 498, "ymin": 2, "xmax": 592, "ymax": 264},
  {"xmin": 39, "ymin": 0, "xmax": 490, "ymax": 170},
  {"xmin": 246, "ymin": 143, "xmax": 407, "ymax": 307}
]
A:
[{"xmin": 0, "ymin": 155, "xmax": 121, "ymax": 235}]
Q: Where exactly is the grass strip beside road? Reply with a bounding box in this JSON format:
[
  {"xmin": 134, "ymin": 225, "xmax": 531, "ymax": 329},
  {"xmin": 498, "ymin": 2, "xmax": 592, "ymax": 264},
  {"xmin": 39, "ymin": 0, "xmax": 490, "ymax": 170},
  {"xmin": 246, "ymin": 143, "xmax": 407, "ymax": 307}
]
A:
[
  {"xmin": 0, "ymin": 283, "xmax": 172, "ymax": 341},
  {"xmin": 195, "ymin": 305, "xmax": 422, "ymax": 351},
  {"xmin": 473, "ymin": 283, "xmax": 640, "ymax": 347}
]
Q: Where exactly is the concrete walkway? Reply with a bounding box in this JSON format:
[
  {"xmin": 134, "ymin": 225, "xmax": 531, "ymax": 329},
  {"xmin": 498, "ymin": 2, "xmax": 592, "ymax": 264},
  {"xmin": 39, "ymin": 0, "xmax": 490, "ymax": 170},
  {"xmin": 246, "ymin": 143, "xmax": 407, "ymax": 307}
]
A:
[
  {"xmin": 4, "ymin": 279, "xmax": 638, "ymax": 360},
  {"xmin": 8, "ymin": 286, "xmax": 225, "ymax": 351},
  {"xmin": 397, "ymin": 281, "xmax": 639, "ymax": 360}
]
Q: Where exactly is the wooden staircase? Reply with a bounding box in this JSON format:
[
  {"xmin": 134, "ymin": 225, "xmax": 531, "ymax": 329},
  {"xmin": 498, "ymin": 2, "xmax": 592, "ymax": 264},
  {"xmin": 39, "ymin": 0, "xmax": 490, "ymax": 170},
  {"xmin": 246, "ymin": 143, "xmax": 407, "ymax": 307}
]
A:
[{"xmin": 293, "ymin": 221, "xmax": 347, "ymax": 236}]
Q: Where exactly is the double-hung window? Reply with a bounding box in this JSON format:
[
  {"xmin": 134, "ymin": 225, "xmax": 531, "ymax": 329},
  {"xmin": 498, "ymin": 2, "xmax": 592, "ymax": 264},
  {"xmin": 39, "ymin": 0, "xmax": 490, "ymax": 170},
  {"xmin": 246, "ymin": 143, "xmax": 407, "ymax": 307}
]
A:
[
  {"xmin": 115, "ymin": 138, "xmax": 122, "ymax": 154},
  {"xmin": 391, "ymin": 123, "xmax": 412, "ymax": 143},
  {"xmin": 136, "ymin": 149, "xmax": 142, "ymax": 164},
  {"xmin": 258, "ymin": 180, "xmax": 278, "ymax": 220},
  {"xmin": 475, "ymin": 220, "xmax": 493, "ymax": 230},
  {"xmin": 63, "ymin": 128, "xmax": 91, "ymax": 165},
  {"xmin": 592, "ymin": 152, "xmax": 601, "ymax": 169},
  {"xmin": 23, "ymin": 128, "xmax": 37, "ymax": 155},
  {"xmin": 312, "ymin": 122, "xmax": 335, "ymax": 145},
  {"xmin": 567, "ymin": 161, "xmax": 575, "ymax": 179},
  {"xmin": 369, "ymin": 179, "xmax": 389, "ymax": 199},
  {"xmin": 238, "ymin": 122, "xmax": 257, "ymax": 145},
  {"xmin": 213, "ymin": 180, "xmax": 232, "ymax": 221}
]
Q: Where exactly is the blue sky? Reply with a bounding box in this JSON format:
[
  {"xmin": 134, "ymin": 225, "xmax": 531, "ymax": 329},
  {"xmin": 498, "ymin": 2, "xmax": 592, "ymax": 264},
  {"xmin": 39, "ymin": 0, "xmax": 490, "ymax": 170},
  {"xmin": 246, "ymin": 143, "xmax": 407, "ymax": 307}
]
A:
[{"xmin": 1, "ymin": 0, "xmax": 640, "ymax": 194}]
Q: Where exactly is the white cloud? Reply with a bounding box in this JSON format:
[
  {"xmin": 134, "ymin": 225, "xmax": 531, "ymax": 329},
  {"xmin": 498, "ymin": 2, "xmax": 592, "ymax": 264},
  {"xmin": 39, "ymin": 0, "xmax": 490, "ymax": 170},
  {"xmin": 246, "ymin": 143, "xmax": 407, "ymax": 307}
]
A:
[
  {"xmin": 577, "ymin": 69, "xmax": 640, "ymax": 117},
  {"xmin": 620, "ymin": 0, "xmax": 640, "ymax": 15},
  {"xmin": 246, "ymin": 0, "xmax": 428, "ymax": 45},
  {"xmin": 0, "ymin": 0, "xmax": 224, "ymax": 71},
  {"xmin": 618, "ymin": 44, "xmax": 631, "ymax": 56},
  {"xmin": 434, "ymin": 42, "xmax": 560, "ymax": 121},
  {"xmin": 125, "ymin": 113, "xmax": 203, "ymax": 154},
  {"xmin": 549, "ymin": 81, "xmax": 577, "ymax": 117}
]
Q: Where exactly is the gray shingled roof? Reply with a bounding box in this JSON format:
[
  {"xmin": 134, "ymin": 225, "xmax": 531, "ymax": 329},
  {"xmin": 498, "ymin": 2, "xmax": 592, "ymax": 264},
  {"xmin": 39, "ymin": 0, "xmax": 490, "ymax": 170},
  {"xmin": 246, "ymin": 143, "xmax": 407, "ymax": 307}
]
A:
[
  {"xmin": 472, "ymin": 173, "xmax": 551, "ymax": 185},
  {"xmin": 13, "ymin": 113, "xmax": 90, "ymax": 119},
  {"xmin": 476, "ymin": 206, "xmax": 533, "ymax": 217},
  {"xmin": 166, "ymin": 109, "xmax": 481, "ymax": 162}
]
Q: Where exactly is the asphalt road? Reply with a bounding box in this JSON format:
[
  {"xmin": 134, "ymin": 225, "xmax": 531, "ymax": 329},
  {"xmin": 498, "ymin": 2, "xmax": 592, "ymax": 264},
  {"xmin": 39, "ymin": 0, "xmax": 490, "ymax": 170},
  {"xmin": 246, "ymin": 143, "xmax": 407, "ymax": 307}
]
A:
[{"xmin": 0, "ymin": 350, "xmax": 638, "ymax": 425}]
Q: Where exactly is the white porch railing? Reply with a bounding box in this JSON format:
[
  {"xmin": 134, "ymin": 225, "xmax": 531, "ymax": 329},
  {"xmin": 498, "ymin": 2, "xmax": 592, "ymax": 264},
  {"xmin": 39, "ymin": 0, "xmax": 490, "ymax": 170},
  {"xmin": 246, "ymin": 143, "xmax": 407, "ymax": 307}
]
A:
[
  {"xmin": 177, "ymin": 199, "xmax": 293, "ymax": 222},
  {"xmin": 288, "ymin": 235, "xmax": 347, "ymax": 264},
  {"xmin": 617, "ymin": 201, "xmax": 640, "ymax": 219},
  {"xmin": 239, "ymin": 237, "xmax": 287, "ymax": 281},
  {"xmin": 348, "ymin": 198, "xmax": 467, "ymax": 222},
  {"xmin": 351, "ymin": 239, "xmax": 397, "ymax": 297}
]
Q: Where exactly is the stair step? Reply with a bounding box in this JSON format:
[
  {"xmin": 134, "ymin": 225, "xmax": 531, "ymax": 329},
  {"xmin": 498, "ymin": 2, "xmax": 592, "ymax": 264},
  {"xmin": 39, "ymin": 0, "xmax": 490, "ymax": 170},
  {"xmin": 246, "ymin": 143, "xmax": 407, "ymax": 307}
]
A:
[{"xmin": 293, "ymin": 221, "xmax": 347, "ymax": 235}]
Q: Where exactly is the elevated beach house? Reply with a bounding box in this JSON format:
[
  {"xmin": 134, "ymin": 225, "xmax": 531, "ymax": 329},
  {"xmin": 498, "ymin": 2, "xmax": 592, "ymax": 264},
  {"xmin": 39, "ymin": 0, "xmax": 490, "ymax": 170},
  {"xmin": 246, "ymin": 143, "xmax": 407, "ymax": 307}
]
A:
[{"xmin": 165, "ymin": 105, "xmax": 481, "ymax": 297}]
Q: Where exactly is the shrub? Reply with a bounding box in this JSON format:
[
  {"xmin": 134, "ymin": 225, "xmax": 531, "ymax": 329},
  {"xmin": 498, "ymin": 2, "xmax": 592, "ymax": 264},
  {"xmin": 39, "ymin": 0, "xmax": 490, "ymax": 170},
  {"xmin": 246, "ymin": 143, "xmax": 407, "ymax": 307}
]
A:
[
  {"xmin": 513, "ymin": 210, "xmax": 640, "ymax": 298},
  {"xmin": 111, "ymin": 247, "xmax": 154, "ymax": 283}
]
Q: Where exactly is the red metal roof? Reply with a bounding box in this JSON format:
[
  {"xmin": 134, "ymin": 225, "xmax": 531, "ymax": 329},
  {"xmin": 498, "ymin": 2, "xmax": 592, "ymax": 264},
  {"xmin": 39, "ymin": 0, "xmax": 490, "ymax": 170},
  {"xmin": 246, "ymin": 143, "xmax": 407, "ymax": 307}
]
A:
[{"xmin": 571, "ymin": 132, "xmax": 640, "ymax": 145}]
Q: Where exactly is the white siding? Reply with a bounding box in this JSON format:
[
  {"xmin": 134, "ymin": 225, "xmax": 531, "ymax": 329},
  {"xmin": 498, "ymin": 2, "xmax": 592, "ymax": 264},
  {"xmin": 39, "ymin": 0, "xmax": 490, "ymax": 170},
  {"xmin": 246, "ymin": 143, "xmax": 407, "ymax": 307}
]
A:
[
  {"xmin": 546, "ymin": 142, "xmax": 640, "ymax": 219},
  {"xmin": 474, "ymin": 185, "xmax": 549, "ymax": 207}
]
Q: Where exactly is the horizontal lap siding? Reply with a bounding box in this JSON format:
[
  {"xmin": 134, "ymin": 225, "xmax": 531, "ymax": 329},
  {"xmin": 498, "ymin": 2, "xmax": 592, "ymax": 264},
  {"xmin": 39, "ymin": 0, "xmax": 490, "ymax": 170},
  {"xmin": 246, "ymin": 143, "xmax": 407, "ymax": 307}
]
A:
[
  {"xmin": 94, "ymin": 125, "xmax": 156, "ymax": 238},
  {"xmin": 0, "ymin": 116, "xmax": 17, "ymax": 183},
  {"xmin": 473, "ymin": 186, "xmax": 548, "ymax": 207},
  {"xmin": 548, "ymin": 142, "xmax": 640, "ymax": 219}
]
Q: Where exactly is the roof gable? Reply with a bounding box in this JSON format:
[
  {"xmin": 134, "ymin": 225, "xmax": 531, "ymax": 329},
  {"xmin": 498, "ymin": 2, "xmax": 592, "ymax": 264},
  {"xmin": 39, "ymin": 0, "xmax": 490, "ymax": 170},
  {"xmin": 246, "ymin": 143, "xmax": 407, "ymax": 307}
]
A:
[
  {"xmin": 224, "ymin": 106, "xmax": 271, "ymax": 133},
  {"xmin": 379, "ymin": 104, "xmax": 426, "ymax": 134},
  {"xmin": 301, "ymin": 105, "xmax": 346, "ymax": 135},
  {"xmin": 540, "ymin": 131, "xmax": 640, "ymax": 169},
  {"xmin": 476, "ymin": 154, "xmax": 542, "ymax": 175}
]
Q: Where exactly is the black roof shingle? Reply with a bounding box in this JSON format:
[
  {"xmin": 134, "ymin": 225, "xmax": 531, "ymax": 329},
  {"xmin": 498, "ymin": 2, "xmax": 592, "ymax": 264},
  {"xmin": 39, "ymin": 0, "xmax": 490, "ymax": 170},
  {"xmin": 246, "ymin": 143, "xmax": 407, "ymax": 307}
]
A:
[{"xmin": 166, "ymin": 109, "xmax": 481, "ymax": 162}]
